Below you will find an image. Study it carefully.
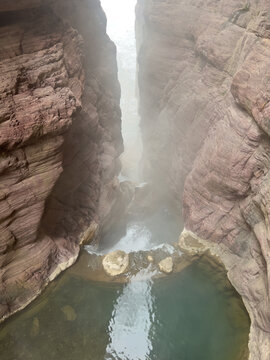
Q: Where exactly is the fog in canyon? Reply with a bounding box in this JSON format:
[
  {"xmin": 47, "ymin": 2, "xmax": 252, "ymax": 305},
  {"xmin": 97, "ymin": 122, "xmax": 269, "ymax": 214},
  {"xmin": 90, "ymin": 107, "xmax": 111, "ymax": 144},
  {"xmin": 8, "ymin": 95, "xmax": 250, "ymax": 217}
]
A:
[{"xmin": 2, "ymin": 0, "xmax": 270, "ymax": 359}]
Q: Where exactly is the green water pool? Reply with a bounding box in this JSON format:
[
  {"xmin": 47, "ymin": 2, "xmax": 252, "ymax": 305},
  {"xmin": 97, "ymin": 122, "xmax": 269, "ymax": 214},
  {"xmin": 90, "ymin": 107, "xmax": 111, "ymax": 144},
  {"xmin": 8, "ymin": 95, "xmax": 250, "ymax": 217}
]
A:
[{"xmin": 0, "ymin": 262, "xmax": 250, "ymax": 360}]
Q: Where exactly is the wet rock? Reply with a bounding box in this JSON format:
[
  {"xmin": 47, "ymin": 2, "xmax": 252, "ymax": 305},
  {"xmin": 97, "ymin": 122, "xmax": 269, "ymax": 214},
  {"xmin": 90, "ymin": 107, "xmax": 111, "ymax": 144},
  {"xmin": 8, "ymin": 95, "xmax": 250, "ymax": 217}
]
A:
[
  {"xmin": 158, "ymin": 257, "xmax": 173, "ymax": 274},
  {"xmin": 100, "ymin": 181, "xmax": 135, "ymax": 238},
  {"xmin": 178, "ymin": 232, "xmax": 206, "ymax": 257},
  {"xmin": 80, "ymin": 221, "xmax": 99, "ymax": 246},
  {"xmin": 127, "ymin": 183, "xmax": 155, "ymax": 215},
  {"xmin": 102, "ymin": 250, "xmax": 129, "ymax": 276},
  {"xmin": 68, "ymin": 246, "xmax": 192, "ymax": 283}
]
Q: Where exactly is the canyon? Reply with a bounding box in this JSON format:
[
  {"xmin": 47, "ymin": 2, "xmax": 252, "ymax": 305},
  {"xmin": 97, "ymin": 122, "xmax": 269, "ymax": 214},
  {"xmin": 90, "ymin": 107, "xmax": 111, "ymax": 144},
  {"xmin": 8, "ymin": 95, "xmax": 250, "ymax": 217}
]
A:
[
  {"xmin": 0, "ymin": 0, "xmax": 126, "ymax": 322},
  {"xmin": 0, "ymin": 0, "xmax": 270, "ymax": 359},
  {"xmin": 136, "ymin": 0, "xmax": 270, "ymax": 359}
]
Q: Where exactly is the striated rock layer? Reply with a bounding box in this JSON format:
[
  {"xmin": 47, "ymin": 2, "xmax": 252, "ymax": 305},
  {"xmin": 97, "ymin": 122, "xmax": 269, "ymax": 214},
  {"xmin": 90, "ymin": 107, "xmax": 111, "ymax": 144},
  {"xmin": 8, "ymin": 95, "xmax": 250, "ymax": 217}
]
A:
[
  {"xmin": 136, "ymin": 0, "xmax": 270, "ymax": 358},
  {"xmin": 0, "ymin": 0, "xmax": 123, "ymax": 321}
]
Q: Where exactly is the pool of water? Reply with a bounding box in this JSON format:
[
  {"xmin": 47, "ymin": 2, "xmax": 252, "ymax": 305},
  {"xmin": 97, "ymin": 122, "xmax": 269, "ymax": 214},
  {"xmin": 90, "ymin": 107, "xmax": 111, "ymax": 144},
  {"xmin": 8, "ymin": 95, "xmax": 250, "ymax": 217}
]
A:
[{"xmin": 0, "ymin": 262, "xmax": 250, "ymax": 360}]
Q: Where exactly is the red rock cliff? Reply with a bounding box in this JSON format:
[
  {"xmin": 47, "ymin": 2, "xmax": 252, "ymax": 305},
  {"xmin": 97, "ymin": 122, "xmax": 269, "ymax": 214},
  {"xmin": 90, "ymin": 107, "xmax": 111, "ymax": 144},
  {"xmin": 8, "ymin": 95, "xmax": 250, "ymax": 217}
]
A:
[
  {"xmin": 136, "ymin": 0, "xmax": 270, "ymax": 358},
  {"xmin": 0, "ymin": 0, "xmax": 123, "ymax": 321}
]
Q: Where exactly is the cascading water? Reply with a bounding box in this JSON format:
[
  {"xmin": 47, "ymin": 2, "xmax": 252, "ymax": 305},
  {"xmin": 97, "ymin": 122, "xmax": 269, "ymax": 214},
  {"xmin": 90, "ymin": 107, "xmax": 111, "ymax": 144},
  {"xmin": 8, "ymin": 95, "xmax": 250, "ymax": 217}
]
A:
[
  {"xmin": 87, "ymin": 0, "xmax": 182, "ymax": 256},
  {"xmin": 0, "ymin": 2, "xmax": 251, "ymax": 359}
]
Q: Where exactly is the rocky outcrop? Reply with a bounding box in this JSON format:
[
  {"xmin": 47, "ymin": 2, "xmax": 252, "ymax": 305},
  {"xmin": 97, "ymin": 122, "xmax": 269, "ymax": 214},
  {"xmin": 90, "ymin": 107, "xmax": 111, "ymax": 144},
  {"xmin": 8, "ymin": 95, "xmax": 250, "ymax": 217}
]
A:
[
  {"xmin": 0, "ymin": 0, "xmax": 123, "ymax": 321},
  {"xmin": 158, "ymin": 257, "xmax": 173, "ymax": 274},
  {"xmin": 65, "ymin": 245, "xmax": 191, "ymax": 282},
  {"xmin": 136, "ymin": 0, "xmax": 270, "ymax": 358},
  {"xmin": 102, "ymin": 250, "xmax": 129, "ymax": 276}
]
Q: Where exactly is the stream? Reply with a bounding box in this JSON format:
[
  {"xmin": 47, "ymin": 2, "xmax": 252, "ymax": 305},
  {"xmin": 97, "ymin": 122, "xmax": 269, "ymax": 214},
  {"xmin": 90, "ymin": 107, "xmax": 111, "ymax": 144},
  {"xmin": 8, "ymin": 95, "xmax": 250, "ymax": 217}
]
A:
[{"xmin": 0, "ymin": 1, "xmax": 250, "ymax": 359}]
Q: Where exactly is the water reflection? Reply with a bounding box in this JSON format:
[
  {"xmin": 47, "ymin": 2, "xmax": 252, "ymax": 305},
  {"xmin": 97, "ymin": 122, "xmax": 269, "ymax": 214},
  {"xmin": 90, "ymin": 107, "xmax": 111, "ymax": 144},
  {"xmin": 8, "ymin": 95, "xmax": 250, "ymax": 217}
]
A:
[
  {"xmin": 0, "ymin": 263, "xmax": 250, "ymax": 360},
  {"xmin": 106, "ymin": 269, "xmax": 156, "ymax": 360}
]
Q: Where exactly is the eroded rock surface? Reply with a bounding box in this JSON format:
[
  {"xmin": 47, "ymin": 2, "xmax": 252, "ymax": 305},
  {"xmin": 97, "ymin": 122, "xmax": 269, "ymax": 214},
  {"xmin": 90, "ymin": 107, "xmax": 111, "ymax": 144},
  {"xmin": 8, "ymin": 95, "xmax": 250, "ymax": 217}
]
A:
[
  {"xmin": 0, "ymin": 0, "xmax": 123, "ymax": 321},
  {"xmin": 136, "ymin": 0, "xmax": 270, "ymax": 358}
]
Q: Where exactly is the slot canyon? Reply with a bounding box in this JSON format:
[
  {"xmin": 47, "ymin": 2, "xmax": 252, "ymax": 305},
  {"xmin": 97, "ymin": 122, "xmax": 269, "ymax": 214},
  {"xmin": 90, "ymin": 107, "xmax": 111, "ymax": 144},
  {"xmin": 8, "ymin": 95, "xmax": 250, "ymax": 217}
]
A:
[{"xmin": 0, "ymin": 0, "xmax": 270, "ymax": 359}]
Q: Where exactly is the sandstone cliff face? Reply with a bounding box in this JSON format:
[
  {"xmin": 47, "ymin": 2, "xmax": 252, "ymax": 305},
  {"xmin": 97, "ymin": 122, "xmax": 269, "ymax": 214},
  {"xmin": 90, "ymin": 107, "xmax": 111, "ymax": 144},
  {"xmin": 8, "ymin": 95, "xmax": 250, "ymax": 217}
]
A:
[
  {"xmin": 136, "ymin": 0, "xmax": 270, "ymax": 358},
  {"xmin": 0, "ymin": 0, "xmax": 123, "ymax": 321}
]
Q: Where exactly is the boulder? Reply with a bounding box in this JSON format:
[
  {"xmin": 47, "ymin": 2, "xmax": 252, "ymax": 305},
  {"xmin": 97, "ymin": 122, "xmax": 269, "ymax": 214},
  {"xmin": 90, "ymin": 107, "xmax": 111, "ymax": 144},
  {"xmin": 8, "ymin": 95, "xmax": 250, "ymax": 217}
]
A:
[
  {"xmin": 158, "ymin": 257, "xmax": 173, "ymax": 274},
  {"xmin": 102, "ymin": 250, "xmax": 129, "ymax": 276}
]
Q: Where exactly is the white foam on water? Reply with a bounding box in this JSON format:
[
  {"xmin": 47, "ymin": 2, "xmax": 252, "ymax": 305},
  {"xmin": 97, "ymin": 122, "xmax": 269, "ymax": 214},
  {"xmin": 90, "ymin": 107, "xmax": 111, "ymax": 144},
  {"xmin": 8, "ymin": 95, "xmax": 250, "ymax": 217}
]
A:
[{"xmin": 85, "ymin": 234, "xmax": 177, "ymax": 256}]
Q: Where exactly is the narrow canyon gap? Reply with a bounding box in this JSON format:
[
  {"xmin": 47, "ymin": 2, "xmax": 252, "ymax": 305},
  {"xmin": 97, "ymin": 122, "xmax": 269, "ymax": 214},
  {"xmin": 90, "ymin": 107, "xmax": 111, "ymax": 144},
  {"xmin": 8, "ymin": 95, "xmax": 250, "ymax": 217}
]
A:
[
  {"xmin": 0, "ymin": 0, "xmax": 270, "ymax": 360},
  {"xmin": 101, "ymin": 0, "xmax": 142, "ymax": 182}
]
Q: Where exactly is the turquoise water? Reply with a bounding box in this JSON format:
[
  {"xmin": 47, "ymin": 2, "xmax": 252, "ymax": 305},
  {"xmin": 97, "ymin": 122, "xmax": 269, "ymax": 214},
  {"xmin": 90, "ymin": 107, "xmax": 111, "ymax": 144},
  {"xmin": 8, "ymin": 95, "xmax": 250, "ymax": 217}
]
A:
[{"xmin": 0, "ymin": 262, "xmax": 249, "ymax": 360}]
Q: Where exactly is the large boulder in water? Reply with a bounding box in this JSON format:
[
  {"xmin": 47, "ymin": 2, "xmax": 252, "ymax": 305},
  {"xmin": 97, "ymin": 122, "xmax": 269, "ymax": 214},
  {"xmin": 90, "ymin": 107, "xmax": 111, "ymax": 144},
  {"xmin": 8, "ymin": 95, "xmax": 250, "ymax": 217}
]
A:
[
  {"xmin": 102, "ymin": 250, "xmax": 129, "ymax": 276},
  {"xmin": 158, "ymin": 257, "xmax": 173, "ymax": 274}
]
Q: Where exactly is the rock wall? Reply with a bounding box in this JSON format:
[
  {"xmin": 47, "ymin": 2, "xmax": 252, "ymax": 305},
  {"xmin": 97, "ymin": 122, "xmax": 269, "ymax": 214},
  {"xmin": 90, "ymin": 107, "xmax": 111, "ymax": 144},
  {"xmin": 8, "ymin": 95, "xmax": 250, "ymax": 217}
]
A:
[
  {"xmin": 0, "ymin": 0, "xmax": 123, "ymax": 321},
  {"xmin": 136, "ymin": 0, "xmax": 270, "ymax": 358}
]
